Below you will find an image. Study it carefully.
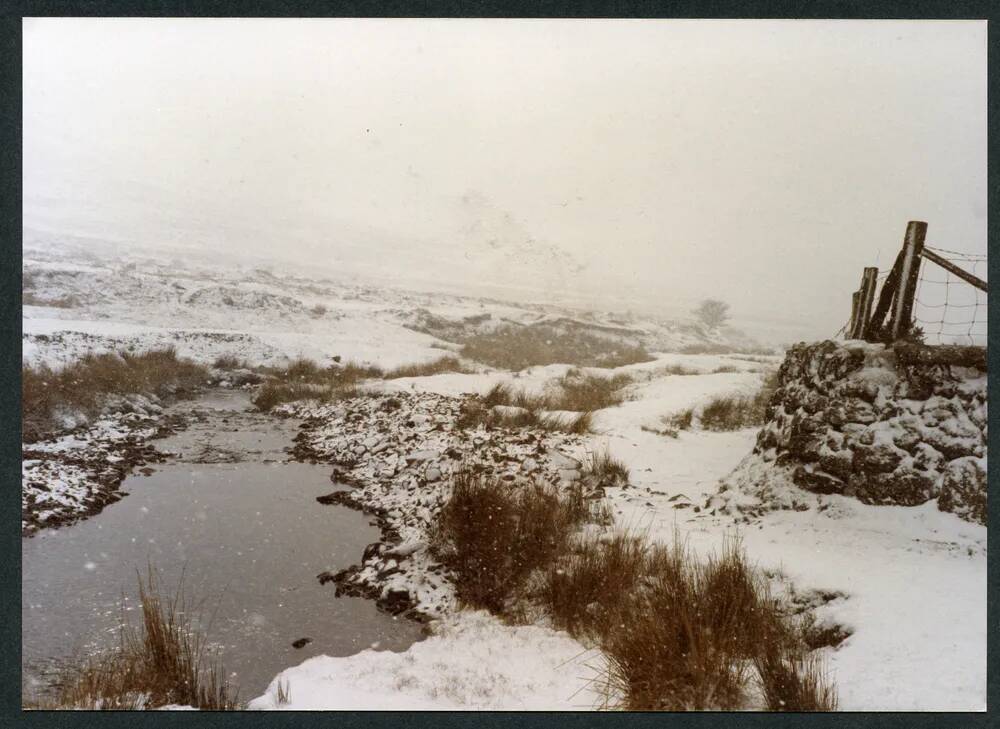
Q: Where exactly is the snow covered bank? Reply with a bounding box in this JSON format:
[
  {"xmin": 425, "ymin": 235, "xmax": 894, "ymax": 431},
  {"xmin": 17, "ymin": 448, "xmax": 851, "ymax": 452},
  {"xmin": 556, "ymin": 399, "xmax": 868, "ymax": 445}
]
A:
[
  {"xmin": 249, "ymin": 610, "xmax": 604, "ymax": 711},
  {"xmin": 21, "ymin": 400, "xmax": 170, "ymax": 535},
  {"xmin": 279, "ymin": 389, "xmax": 599, "ymax": 619}
]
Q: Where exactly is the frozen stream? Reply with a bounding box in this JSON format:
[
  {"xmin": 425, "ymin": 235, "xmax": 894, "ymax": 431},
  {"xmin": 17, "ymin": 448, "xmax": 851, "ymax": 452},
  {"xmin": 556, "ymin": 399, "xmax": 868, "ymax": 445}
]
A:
[{"xmin": 22, "ymin": 389, "xmax": 424, "ymax": 702}]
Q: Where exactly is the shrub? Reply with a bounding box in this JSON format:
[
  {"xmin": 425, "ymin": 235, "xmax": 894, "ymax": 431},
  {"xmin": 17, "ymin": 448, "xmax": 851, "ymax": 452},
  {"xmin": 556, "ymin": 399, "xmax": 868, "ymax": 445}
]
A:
[
  {"xmin": 431, "ymin": 473, "xmax": 593, "ymax": 613},
  {"xmin": 383, "ymin": 356, "xmax": 472, "ymax": 379},
  {"xmin": 694, "ymin": 299, "xmax": 730, "ymax": 329},
  {"xmin": 22, "ymin": 348, "xmax": 208, "ymax": 442},
  {"xmin": 26, "ymin": 568, "xmax": 239, "ymax": 710}
]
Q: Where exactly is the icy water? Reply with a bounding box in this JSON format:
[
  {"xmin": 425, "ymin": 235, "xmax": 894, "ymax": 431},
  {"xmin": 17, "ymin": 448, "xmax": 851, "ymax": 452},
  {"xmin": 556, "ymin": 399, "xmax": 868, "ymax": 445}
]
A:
[{"xmin": 22, "ymin": 389, "xmax": 424, "ymax": 703}]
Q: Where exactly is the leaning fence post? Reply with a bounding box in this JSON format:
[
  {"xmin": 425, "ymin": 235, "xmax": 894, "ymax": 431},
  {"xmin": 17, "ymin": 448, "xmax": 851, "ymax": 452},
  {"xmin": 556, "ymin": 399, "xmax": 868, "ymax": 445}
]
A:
[
  {"xmin": 889, "ymin": 221, "xmax": 927, "ymax": 340},
  {"xmin": 848, "ymin": 291, "xmax": 861, "ymax": 340},
  {"xmin": 855, "ymin": 267, "xmax": 878, "ymax": 340}
]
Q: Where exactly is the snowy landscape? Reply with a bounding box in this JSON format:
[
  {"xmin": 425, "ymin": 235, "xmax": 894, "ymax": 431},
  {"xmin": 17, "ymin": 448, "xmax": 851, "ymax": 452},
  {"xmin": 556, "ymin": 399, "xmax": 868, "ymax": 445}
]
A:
[
  {"xmin": 21, "ymin": 231, "xmax": 986, "ymax": 711},
  {"xmin": 20, "ymin": 17, "xmax": 986, "ymax": 715}
]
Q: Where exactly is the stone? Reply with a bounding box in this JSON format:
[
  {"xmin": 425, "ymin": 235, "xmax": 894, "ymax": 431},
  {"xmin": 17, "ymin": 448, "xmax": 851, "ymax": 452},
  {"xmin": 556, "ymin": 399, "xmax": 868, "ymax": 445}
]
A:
[
  {"xmin": 792, "ymin": 466, "xmax": 845, "ymax": 495},
  {"xmin": 937, "ymin": 457, "xmax": 986, "ymax": 525}
]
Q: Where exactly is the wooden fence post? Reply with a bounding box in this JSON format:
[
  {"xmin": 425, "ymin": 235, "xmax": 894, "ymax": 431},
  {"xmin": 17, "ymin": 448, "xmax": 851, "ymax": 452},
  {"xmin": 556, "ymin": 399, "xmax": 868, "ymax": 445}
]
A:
[
  {"xmin": 848, "ymin": 291, "xmax": 861, "ymax": 340},
  {"xmin": 855, "ymin": 267, "xmax": 879, "ymax": 340},
  {"xmin": 889, "ymin": 221, "xmax": 927, "ymax": 340}
]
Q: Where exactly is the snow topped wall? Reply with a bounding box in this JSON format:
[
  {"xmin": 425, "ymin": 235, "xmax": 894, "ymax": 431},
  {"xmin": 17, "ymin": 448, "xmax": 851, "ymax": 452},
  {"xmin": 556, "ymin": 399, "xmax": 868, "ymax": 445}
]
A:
[{"xmin": 720, "ymin": 339, "xmax": 987, "ymax": 524}]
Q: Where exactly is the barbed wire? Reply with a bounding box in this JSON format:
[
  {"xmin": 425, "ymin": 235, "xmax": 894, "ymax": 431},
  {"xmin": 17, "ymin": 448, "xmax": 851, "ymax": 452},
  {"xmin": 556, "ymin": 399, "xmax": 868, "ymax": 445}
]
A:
[{"xmin": 924, "ymin": 244, "xmax": 987, "ymax": 262}]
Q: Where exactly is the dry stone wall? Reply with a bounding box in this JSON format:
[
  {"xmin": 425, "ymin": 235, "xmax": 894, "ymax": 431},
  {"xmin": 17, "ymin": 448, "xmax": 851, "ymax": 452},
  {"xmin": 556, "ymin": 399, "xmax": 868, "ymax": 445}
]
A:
[{"xmin": 736, "ymin": 340, "xmax": 986, "ymax": 524}]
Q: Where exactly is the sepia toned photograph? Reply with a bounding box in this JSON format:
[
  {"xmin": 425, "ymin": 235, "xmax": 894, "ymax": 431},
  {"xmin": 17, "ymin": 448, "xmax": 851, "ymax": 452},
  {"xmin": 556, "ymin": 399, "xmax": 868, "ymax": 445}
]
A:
[{"xmin": 19, "ymin": 16, "xmax": 986, "ymax": 712}]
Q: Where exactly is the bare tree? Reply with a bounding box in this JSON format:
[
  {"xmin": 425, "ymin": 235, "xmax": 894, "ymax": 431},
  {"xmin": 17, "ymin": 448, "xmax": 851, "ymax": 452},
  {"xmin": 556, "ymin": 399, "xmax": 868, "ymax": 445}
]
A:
[{"xmin": 694, "ymin": 299, "xmax": 730, "ymax": 329}]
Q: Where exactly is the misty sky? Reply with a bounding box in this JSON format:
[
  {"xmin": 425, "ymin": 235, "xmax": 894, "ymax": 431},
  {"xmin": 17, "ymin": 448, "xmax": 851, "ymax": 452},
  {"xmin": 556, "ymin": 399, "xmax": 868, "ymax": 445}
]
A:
[{"xmin": 23, "ymin": 18, "xmax": 987, "ymax": 340}]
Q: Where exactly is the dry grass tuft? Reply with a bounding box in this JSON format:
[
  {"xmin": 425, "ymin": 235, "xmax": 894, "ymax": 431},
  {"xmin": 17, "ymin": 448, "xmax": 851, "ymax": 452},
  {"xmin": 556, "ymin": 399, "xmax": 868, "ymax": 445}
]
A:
[
  {"xmin": 456, "ymin": 396, "xmax": 594, "ymax": 434},
  {"xmin": 383, "ymin": 355, "xmax": 473, "ymax": 379},
  {"xmin": 661, "ymin": 363, "xmax": 701, "ymax": 376},
  {"xmin": 477, "ymin": 370, "xmax": 630, "ymax": 417},
  {"xmin": 26, "ymin": 568, "xmax": 239, "ymax": 710},
  {"xmin": 545, "ymin": 532, "xmax": 647, "ymax": 638},
  {"xmin": 540, "ymin": 532, "xmax": 838, "ymax": 712},
  {"xmin": 755, "ymin": 650, "xmax": 839, "ymax": 711},
  {"xmin": 22, "ymin": 348, "xmax": 208, "ymax": 442},
  {"xmin": 699, "ymin": 371, "xmax": 778, "ymax": 431},
  {"xmin": 582, "ymin": 449, "xmax": 630, "ymax": 487},
  {"xmin": 461, "ymin": 325, "xmax": 653, "ymax": 371},
  {"xmin": 549, "ymin": 369, "xmax": 632, "ymax": 411},
  {"xmin": 274, "ymin": 678, "xmax": 291, "ymax": 706},
  {"xmin": 252, "ymin": 383, "xmax": 365, "ymax": 411},
  {"xmin": 431, "ymin": 472, "xmax": 595, "ymax": 613},
  {"xmin": 212, "ymin": 354, "xmax": 245, "ymax": 370}
]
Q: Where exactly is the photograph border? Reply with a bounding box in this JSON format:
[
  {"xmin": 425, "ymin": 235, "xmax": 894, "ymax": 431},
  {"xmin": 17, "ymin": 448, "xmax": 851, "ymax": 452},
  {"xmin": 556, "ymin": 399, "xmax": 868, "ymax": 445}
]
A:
[{"xmin": 1, "ymin": 2, "xmax": 995, "ymax": 727}]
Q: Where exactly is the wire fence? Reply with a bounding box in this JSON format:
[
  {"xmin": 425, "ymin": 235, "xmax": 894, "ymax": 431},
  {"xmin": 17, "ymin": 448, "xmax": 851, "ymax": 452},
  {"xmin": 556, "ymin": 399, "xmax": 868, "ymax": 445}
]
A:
[{"xmin": 912, "ymin": 245, "xmax": 987, "ymax": 346}]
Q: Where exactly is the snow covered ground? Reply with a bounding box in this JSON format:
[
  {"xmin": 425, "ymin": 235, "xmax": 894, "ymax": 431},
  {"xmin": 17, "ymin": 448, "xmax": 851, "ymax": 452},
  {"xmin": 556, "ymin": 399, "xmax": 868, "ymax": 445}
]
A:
[
  {"xmin": 247, "ymin": 356, "xmax": 986, "ymax": 712},
  {"xmin": 22, "ymin": 242, "xmax": 986, "ymax": 712}
]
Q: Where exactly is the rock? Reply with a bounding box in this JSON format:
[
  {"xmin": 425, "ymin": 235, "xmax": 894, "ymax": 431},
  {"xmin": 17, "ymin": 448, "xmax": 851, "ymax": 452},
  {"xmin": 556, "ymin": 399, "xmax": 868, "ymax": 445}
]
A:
[
  {"xmin": 792, "ymin": 466, "xmax": 845, "ymax": 495},
  {"xmin": 937, "ymin": 457, "xmax": 986, "ymax": 525},
  {"xmin": 378, "ymin": 588, "xmax": 413, "ymax": 615},
  {"xmin": 852, "ymin": 442, "xmax": 905, "ymax": 475},
  {"xmin": 405, "ymin": 450, "xmax": 438, "ymax": 464},
  {"xmin": 548, "ymin": 450, "xmax": 581, "ymax": 471},
  {"xmin": 386, "ymin": 540, "xmax": 427, "ymax": 557},
  {"xmin": 292, "ymin": 637, "xmax": 312, "ymax": 649},
  {"xmin": 424, "ymin": 466, "xmax": 442, "ymax": 482}
]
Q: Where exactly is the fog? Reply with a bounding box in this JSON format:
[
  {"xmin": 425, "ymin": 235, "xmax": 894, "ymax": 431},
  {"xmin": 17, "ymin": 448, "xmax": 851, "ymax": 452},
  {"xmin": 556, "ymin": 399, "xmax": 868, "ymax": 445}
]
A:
[{"xmin": 23, "ymin": 18, "xmax": 986, "ymax": 340}]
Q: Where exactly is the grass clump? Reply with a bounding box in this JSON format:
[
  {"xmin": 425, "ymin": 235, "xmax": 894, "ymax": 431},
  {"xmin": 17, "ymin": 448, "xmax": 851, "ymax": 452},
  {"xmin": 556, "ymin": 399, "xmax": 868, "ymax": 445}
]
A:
[
  {"xmin": 661, "ymin": 363, "xmax": 700, "ymax": 376},
  {"xmin": 26, "ymin": 568, "xmax": 239, "ymax": 710},
  {"xmin": 252, "ymin": 383, "xmax": 363, "ymax": 411},
  {"xmin": 212, "ymin": 354, "xmax": 245, "ymax": 370},
  {"xmin": 699, "ymin": 371, "xmax": 778, "ymax": 432},
  {"xmin": 541, "ymin": 533, "xmax": 837, "ymax": 712},
  {"xmin": 479, "ymin": 370, "xmax": 632, "ymax": 413},
  {"xmin": 550, "ymin": 369, "xmax": 632, "ymax": 411},
  {"xmin": 582, "ymin": 449, "xmax": 630, "ymax": 488},
  {"xmin": 461, "ymin": 324, "xmax": 653, "ymax": 371},
  {"xmin": 431, "ymin": 472, "xmax": 594, "ymax": 613},
  {"xmin": 643, "ymin": 408, "xmax": 695, "ymax": 438},
  {"xmin": 456, "ymin": 398, "xmax": 594, "ymax": 434},
  {"xmin": 384, "ymin": 355, "xmax": 473, "ymax": 379},
  {"xmin": 22, "ymin": 347, "xmax": 208, "ymax": 442},
  {"xmin": 545, "ymin": 532, "xmax": 647, "ymax": 638},
  {"xmin": 252, "ymin": 357, "xmax": 384, "ymax": 410},
  {"xmin": 680, "ymin": 343, "xmax": 776, "ymax": 356},
  {"xmin": 754, "ymin": 649, "xmax": 839, "ymax": 711}
]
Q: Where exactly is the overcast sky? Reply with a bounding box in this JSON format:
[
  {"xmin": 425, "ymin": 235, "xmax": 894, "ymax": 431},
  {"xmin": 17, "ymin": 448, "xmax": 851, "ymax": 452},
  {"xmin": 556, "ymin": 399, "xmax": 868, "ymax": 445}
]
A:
[{"xmin": 23, "ymin": 18, "xmax": 987, "ymax": 340}]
